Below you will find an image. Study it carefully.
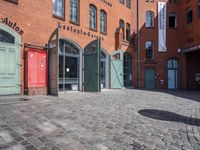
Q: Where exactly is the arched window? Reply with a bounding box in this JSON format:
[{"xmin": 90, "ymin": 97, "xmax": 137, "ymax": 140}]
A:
[
  {"xmin": 146, "ymin": 41, "xmax": 154, "ymax": 60},
  {"xmin": 119, "ymin": 19, "xmax": 125, "ymax": 39},
  {"xmin": 100, "ymin": 10, "xmax": 107, "ymax": 34},
  {"xmin": 168, "ymin": 59, "xmax": 178, "ymax": 69},
  {"xmin": 198, "ymin": 1, "xmax": 200, "ymax": 18},
  {"xmin": 89, "ymin": 4, "xmax": 97, "ymax": 30},
  {"xmin": 169, "ymin": 12, "xmax": 177, "ymax": 28},
  {"xmin": 146, "ymin": 11, "xmax": 154, "ymax": 27},
  {"xmin": 0, "ymin": 29, "xmax": 15, "ymax": 44},
  {"xmin": 70, "ymin": 0, "xmax": 79, "ymax": 24},
  {"xmin": 126, "ymin": 23, "xmax": 131, "ymax": 42}
]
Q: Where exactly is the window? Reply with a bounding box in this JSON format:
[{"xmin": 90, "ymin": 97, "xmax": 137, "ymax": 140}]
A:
[
  {"xmin": 120, "ymin": 0, "xmax": 124, "ymax": 4},
  {"xmin": 100, "ymin": 10, "xmax": 107, "ymax": 34},
  {"xmin": 3, "ymin": 0, "xmax": 18, "ymax": 5},
  {"xmin": 90, "ymin": 4, "xmax": 97, "ymax": 30},
  {"xmin": 126, "ymin": 23, "xmax": 131, "ymax": 42},
  {"xmin": 198, "ymin": 1, "xmax": 200, "ymax": 18},
  {"xmin": 53, "ymin": 0, "xmax": 65, "ymax": 19},
  {"xmin": 146, "ymin": 11, "xmax": 154, "ymax": 27},
  {"xmin": 70, "ymin": 0, "xmax": 79, "ymax": 24},
  {"xmin": 186, "ymin": 8, "xmax": 193, "ymax": 24},
  {"xmin": 0, "ymin": 29, "xmax": 15, "ymax": 44},
  {"xmin": 126, "ymin": 0, "xmax": 131, "ymax": 8},
  {"xmin": 120, "ymin": 19, "xmax": 125, "ymax": 39},
  {"xmin": 146, "ymin": 41, "xmax": 154, "ymax": 60},
  {"xmin": 169, "ymin": 13, "xmax": 177, "ymax": 28}
]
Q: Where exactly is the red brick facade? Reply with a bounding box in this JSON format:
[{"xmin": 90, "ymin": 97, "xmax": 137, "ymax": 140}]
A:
[{"xmin": 0, "ymin": 0, "xmax": 199, "ymax": 95}]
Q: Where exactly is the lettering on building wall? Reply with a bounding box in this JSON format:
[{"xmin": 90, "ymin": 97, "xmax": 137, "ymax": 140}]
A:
[
  {"xmin": 1, "ymin": 17, "xmax": 24, "ymax": 35},
  {"xmin": 99, "ymin": 0, "xmax": 112, "ymax": 7},
  {"xmin": 60, "ymin": 24, "xmax": 104, "ymax": 41}
]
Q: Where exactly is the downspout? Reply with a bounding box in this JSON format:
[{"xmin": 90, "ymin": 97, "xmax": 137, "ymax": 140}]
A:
[{"xmin": 137, "ymin": 0, "xmax": 140, "ymax": 88}]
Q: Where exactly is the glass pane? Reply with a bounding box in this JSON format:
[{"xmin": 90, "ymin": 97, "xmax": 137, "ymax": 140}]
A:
[
  {"xmin": 113, "ymin": 53, "xmax": 120, "ymax": 60},
  {"xmin": 64, "ymin": 44, "xmax": 79, "ymax": 55},
  {"xmin": 0, "ymin": 29, "xmax": 15, "ymax": 44}
]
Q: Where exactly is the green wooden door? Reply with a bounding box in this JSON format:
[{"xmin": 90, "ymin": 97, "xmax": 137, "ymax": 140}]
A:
[
  {"xmin": 111, "ymin": 50, "xmax": 124, "ymax": 89},
  {"xmin": 84, "ymin": 39, "xmax": 101, "ymax": 92},
  {"xmin": 48, "ymin": 28, "xmax": 60, "ymax": 96},
  {"xmin": 0, "ymin": 24, "xmax": 20, "ymax": 95},
  {"xmin": 145, "ymin": 68, "xmax": 156, "ymax": 89}
]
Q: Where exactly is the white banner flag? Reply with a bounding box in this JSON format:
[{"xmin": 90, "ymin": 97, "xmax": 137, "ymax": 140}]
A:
[{"xmin": 158, "ymin": 2, "xmax": 167, "ymax": 52}]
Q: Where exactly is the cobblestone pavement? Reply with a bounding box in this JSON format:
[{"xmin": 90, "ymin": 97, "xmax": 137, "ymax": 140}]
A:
[{"xmin": 0, "ymin": 89, "xmax": 200, "ymax": 150}]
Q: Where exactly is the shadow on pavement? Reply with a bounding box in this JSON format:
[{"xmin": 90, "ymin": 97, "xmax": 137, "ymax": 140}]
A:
[
  {"xmin": 138, "ymin": 109, "xmax": 200, "ymax": 126},
  {"xmin": 137, "ymin": 89, "xmax": 200, "ymax": 103}
]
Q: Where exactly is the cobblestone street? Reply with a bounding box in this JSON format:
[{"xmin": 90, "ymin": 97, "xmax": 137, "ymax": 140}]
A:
[{"xmin": 0, "ymin": 89, "xmax": 200, "ymax": 150}]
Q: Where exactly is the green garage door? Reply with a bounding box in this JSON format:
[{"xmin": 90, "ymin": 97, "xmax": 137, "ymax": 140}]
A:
[
  {"xmin": 84, "ymin": 39, "xmax": 101, "ymax": 92},
  {"xmin": 0, "ymin": 24, "xmax": 21, "ymax": 95}
]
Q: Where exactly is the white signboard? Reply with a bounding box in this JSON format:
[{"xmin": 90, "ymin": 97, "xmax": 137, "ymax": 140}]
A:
[{"xmin": 158, "ymin": 2, "xmax": 167, "ymax": 52}]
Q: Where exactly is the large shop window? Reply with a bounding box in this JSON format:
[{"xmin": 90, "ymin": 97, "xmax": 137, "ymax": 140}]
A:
[
  {"xmin": 146, "ymin": 11, "xmax": 154, "ymax": 27},
  {"xmin": 100, "ymin": 10, "xmax": 107, "ymax": 34},
  {"xmin": 53, "ymin": 0, "xmax": 65, "ymax": 19},
  {"xmin": 119, "ymin": 19, "xmax": 125, "ymax": 39},
  {"xmin": 186, "ymin": 8, "xmax": 193, "ymax": 24},
  {"xmin": 89, "ymin": 4, "xmax": 97, "ymax": 30},
  {"xmin": 145, "ymin": 41, "xmax": 154, "ymax": 60},
  {"xmin": 169, "ymin": 12, "xmax": 177, "ymax": 28},
  {"xmin": 0, "ymin": 29, "xmax": 15, "ymax": 44},
  {"xmin": 70, "ymin": 0, "xmax": 80, "ymax": 24},
  {"xmin": 126, "ymin": 23, "xmax": 131, "ymax": 42}
]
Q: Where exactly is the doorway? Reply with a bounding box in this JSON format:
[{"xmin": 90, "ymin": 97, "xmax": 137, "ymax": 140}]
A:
[
  {"xmin": 0, "ymin": 23, "xmax": 21, "ymax": 95},
  {"xmin": 167, "ymin": 59, "xmax": 178, "ymax": 89},
  {"xmin": 59, "ymin": 39, "xmax": 82, "ymax": 91},
  {"xmin": 124, "ymin": 52, "xmax": 132, "ymax": 87},
  {"xmin": 145, "ymin": 68, "xmax": 156, "ymax": 89}
]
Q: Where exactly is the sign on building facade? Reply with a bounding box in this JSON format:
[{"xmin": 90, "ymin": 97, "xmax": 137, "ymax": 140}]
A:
[{"xmin": 158, "ymin": 2, "xmax": 167, "ymax": 52}]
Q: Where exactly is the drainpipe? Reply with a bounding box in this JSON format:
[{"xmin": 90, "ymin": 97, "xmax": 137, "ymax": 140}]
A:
[{"xmin": 137, "ymin": 0, "xmax": 140, "ymax": 88}]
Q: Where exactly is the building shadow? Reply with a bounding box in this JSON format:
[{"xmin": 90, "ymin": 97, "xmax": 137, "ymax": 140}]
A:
[
  {"xmin": 135, "ymin": 89, "xmax": 200, "ymax": 103},
  {"xmin": 138, "ymin": 109, "xmax": 200, "ymax": 126}
]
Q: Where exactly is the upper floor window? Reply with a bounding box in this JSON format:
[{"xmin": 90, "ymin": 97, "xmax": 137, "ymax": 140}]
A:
[
  {"xmin": 146, "ymin": 41, "xmax": 154, "ymax": 60},
  {"xmin": 120, "ymin": 0, "xmax": 124, "ymax": 4},
  {"xmin": 146, "ymin": 11, "xmax": 154, "ymax": 27},
  {"xmin": 186, "ymin": 8, "xmax": 193, "ymax": 24},
  {"xmin": 126, "ymin": 23, "xmax": 131, "ymax": 42},
  {"xmin": 126, "ymin": 0, "xmax": 131, "ymax": 8},
  {"xmin": 89, "ymin": 4, "xmax": 97, "ymax": 30},
  {"xmin": 169, "ymin": 12, "xmax": 177, "ymax": 28},
  {"xmin": 70, "ymin": 0, "xmax": 79, "ymax": 24},
  {"xmin": 120, "ymin": 19, "xmax": 125, "ymax": 39},
  {"xmin": 198, "ymin": 1, "xmax": 200, "ymax": 18},
  {"xmin": 100, "ymin": 10, "xmax": 107, "ymax": 34},
  {"xmin": 53, "ymin": 0, "xmax": 65, "ymax": 19}
]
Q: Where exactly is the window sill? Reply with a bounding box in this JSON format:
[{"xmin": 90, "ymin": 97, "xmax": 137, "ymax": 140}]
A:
[
  {"xmin": 53, "ymin": 15, "xmax": 65, "ymax": 21},
  {"xmin": 145, "ymin": 26, "xmax": 155, "ymax": 29},
  {"xmin": 69, "ymin": 21, "xmax": 80, "ymax": 26},
  {"xmin": 3, "ymin": 0, "xmax": 18, "ymax": 5},
  {"xmin": 100, "ymin": 32, "xmax": 107, "ymax": 36},
  {"xmin": 145, "ymin": 59, "xmax": 156, "ymax": 64},
  {"xmin": 89, "ymin": 28, "xmax": 97, "ymax": 32},
  {"xmin": 169, "ymin": 27, "xmax": 178, "ymax": 29}
]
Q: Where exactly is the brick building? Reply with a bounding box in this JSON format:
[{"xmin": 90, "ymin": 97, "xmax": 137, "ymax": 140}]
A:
[{"xmin": 0, "ymin": 0, "xmax": 199, "ymax": 96}]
